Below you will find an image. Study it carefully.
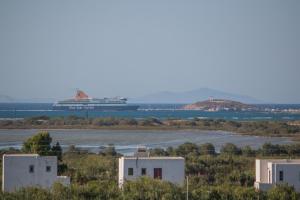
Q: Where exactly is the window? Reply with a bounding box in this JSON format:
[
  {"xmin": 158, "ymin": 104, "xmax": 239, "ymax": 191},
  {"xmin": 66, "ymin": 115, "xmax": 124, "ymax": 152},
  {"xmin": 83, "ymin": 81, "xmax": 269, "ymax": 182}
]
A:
[
  {"xmin": 128, "ymin": 168, "xmax": 133, "ymax": 176},
  {"xmin": 46, "ymin": 166, "xmax": 51, "ymax": 172},
  {"xmin": 154, "ymin": 168, "xmax": 162, "ymax": 179},
  {"xmin": 279, "ymin": 170, "xmax": 284, "ymax": 181},
  {"xmin": 141, "ymin": 168, "xmax": 147, "ymax": 175},
  {"xmin": 29, "ymin": 165, "xmax": 34, "ymax": 173}
]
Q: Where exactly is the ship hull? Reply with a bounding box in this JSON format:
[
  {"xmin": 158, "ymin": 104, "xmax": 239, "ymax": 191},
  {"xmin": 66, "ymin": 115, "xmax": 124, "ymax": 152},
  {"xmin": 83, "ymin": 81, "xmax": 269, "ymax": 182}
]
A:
[{"xmin": 52, "ymin": 104, "xmax": 139, "ymax": 111}]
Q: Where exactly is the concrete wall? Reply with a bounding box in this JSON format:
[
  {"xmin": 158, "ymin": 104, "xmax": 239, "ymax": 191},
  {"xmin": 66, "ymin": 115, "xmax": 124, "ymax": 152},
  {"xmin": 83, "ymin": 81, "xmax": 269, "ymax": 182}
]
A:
[
  {"xmin": 255, "ymin": 159, "xmax": 300, "ymax": 192},
  {"xmin": 256, "ymin": 160, "xmax": 261, "ymax": 182},
  {"xmin": 118, "ymin": 156, "xmax": 125, "ymax": 186},
  {"xmin": 119, "ymin": 157, "xmax": 185, "ymax": 187},
  {"xmin": 57, "ymin": 176, "xmax": 71, "ymax": 186},
  {"xmin": 268, "ymin": 162, "xmax": 274, "ymax": 184},
  {"xmin": 254, "ymin": 182, "xmax": 273, "ymax": 191},
  {"xmin": 256, "ymin": 159, "xmax": 270, "ymax": 183},
  {"xmin": 2, "ymin": 154, "xmax": 69, "ymax": 192},
  {"xmin": 256, "ymin": 159, "xmax": 300, "ymax": 183},
  {"xmin": 273, "ymin": 163, "xmax": 300, "ymax": 192}
]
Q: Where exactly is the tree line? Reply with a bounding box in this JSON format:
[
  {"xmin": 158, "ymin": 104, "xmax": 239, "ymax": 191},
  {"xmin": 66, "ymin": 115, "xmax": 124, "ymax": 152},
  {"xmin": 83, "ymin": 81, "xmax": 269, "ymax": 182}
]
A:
[{"xmin": 0, "ymin": 116, "xmax": 300, "ymax": 138}]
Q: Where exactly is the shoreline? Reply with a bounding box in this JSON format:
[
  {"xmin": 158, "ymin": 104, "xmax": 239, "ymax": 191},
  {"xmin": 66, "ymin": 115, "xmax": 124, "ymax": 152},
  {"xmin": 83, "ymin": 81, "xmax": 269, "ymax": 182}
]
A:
[
  {"xmin": 0, "ymin": 129, "xmax": 293, "ymax": 153},
  {"xmin": 0, "ymin": 117, "xmax": 299, "ymax": 139},
  {"xmin": 0, "ymin": 126, "xmax": 298, "ymax": 140},
  {"xmin": 0, "ymin": 127, "xmax": 233, "ymax": 133},
  {"xmin": 0, "ymin": 129, "xmax": 293, "ymax": 144}
]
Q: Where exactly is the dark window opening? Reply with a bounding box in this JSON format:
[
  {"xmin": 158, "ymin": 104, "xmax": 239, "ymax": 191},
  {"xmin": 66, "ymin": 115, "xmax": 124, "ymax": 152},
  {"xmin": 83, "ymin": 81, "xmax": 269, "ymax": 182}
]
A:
[
  {"xmin": 128, "ymin": 168, "xmax": 133, "ymax": 176},
  {"xmin": 279, "ymin": 170, "xmax": 284, "ymax": 181},
  {"xmin": 29, "ymin": 165, "xmax": 34, "ymax": 173},
  {"xmin": 46, "ymin": 166, "xmax": 51, "ymax": 172},
  {"xmin": 141, "ymin": 168, "xmax": 147, "ymax": 175},
  {"xmin": 154, "ymin": 168, "xmax": 162, "ymax": 179}
]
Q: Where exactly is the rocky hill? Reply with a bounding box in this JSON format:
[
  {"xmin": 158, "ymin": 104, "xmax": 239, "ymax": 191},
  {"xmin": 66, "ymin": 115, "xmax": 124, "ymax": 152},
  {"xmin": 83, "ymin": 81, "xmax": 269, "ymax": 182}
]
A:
[
  {"xmin": 183, "ymin": 99, "xmax": 256, "ymax": 111},
  {"xmin": 132, "ymin": 88, "xmax": 262, "ymax": 104}
]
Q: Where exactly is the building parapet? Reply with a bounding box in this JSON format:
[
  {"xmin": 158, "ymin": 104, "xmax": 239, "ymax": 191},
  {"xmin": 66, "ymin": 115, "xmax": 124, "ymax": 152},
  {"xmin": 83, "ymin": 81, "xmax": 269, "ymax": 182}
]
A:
[{"xmin": 254, "ymin": 182, "xmax": 273, "ymax": 191}]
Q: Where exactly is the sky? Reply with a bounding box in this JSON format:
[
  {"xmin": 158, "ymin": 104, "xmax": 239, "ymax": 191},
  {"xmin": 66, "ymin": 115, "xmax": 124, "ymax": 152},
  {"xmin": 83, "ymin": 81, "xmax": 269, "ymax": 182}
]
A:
[{"xmin": 0, "ymin": 0, "xmax": 299, "ymax": 103}]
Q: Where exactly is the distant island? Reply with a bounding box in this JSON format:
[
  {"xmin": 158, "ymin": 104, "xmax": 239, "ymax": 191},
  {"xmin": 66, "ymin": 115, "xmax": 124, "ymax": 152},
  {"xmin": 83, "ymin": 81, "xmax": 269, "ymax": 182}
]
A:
[
  {"xmin": 182, "ymin": 98, "xmax": 256, "ymax": 111},
  {"xmin": 132, "ymin": 88, "xmax": 263, "ymax": 104}
]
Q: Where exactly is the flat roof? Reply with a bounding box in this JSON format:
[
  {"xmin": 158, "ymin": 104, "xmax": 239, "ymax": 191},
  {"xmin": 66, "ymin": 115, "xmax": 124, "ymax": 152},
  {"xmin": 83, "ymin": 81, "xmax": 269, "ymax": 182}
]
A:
[
  {"xmin": 271, "ymin": 162, "xmax": 300, "ymax": 165},
  {"xmin": 257, "ymin": 159, "xmax": 300, "ymax": 161},
  {"xmin": 3, "ymin": 154, "xmax": 39, "ymax": 157},
  {"xmin": 3, "ymin": 154, "xmax": 57, "ymax": 158},
  {"xmin": 121, "ymin": 156, "xmax": 184, "ymax": 160},
  {"xmin": 257, "ymin": 159, "xmax": 300, "ymax": 164}
]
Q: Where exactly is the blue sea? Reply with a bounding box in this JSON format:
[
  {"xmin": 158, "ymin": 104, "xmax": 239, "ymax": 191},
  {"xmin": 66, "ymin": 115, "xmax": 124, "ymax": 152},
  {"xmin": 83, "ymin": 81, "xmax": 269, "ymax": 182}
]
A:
[{"xmin": 0, "ymin": 103, "xmax": 300, "ymax": 120}]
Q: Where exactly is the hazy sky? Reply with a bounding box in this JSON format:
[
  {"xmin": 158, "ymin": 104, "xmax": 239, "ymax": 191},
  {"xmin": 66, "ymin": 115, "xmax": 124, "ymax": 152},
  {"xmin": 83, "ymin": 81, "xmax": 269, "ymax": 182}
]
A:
[{"xmin": 0, "ymin": 0, "xmax": 299, "ymax": 103}]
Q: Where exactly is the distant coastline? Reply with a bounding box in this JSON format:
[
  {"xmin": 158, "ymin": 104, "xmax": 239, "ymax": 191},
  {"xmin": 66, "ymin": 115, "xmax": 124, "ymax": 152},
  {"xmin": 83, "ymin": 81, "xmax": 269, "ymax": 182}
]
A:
[{"xmin": 182, "ymin": 99, "xmax": 256, "ymax": 111}]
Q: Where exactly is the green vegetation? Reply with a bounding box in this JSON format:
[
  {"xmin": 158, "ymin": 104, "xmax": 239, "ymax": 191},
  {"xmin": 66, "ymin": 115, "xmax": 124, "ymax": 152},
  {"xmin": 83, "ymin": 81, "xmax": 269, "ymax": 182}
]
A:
[
  {"xmin": 1, "ymin": 116, "xmax": 300, "ymax": 138},
  {"xmin": 1, "ymin": 132, "xmax": 300, "ymax": 199},
  {"xmin": 22, "ymin": 131, "xmax": 62, "ymax": 159}
]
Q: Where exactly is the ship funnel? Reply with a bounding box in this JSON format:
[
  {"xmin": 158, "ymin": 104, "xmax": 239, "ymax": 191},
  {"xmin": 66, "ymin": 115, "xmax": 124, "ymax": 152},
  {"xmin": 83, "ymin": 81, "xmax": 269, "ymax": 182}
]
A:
[{"xmin": 75, "ymin": 90, "xmax": 89, "ymax": 100}]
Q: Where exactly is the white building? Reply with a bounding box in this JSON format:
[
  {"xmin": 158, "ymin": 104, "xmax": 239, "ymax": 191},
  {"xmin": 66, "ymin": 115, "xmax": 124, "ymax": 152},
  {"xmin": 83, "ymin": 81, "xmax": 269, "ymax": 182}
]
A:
[
  {"xmin": 255, "ymin": 159, "xmax": 300, "ymax": 191},
  {"xmin": 118, "ymin": 149, "xmax": 185, "ymax": 187},
  {"xmin": 2, "ymin": 154, "xmax": 70, "ymax": 192}
]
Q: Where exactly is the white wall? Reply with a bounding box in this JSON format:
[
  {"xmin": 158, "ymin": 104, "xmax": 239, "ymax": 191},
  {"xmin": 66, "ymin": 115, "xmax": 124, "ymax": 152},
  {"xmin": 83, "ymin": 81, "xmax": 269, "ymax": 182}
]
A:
[
  {"xmin": 256, "ymin": 159, "xmax": 300, "ymax": 184},
  {"xmin": 254, "ymin": 182, "xmax": 273, "ymax": 191},
  {"xmin": 255, "ymin": 160, "xmax": 261, "ymax": 182},
  {"xmin": 268, "ymin": 162, "xmax": 274, "ymax": 184},
  {"xmin": 255, "ymin": 159, "xmax": 300, "ymax": 192},
  {"xmin": 119, "ymin": 157, "xmax": 185, "ymax": 187},
  {"xmin": 261, "ymin": 160, "xmax": 269, "ymax": 183},
  {"xmin": 118, "ymin": 156, "xmax": 125, "ymax": 186},
  {"xmin": 256, "ymin": 159, "xmax": 273, "ymax": 183},
  {"xmin": 2, "ymin": 154, "xmax": 69, "ymax": 192},
  {"xmin": 57, "ymin": 176, "xmax": 71, "ymax": 186},
  {"xmin": 273, "ymin": 163, "xmax": 300, "ymax": 192}
]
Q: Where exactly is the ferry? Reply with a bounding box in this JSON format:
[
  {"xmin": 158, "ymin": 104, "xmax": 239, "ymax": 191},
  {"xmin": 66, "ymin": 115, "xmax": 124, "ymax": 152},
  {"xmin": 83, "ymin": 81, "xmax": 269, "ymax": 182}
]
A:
[{"xmin": 52, "ymin": 90, "xmax": 139, "ymax": 111}]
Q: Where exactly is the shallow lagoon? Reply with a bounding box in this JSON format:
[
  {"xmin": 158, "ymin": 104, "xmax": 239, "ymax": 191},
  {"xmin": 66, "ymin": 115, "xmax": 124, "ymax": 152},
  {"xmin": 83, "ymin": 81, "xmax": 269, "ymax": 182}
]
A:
[{"xmin": 0, "ymin": 129, "xmax": 292, "ymax": 155}]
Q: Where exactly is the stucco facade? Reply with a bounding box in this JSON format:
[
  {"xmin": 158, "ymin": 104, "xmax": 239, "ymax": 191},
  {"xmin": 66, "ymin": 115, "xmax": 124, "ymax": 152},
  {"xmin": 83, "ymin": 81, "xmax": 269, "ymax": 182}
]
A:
[
  {"xmin": 2, "ymin": 154, "xmax": 70, "ymax": 192},
  {"xmin": 255, "ymin": 159, "xmax": 300, "ymax": 192},
  {"xmin": 119, "ymin": 156, "xmax": 185, "ymax": 187}
]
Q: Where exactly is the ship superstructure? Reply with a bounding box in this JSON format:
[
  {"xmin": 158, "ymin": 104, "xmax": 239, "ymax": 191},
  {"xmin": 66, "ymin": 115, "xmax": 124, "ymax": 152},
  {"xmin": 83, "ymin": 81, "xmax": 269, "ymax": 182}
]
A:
[{"xmin": 53, "ymin": 90, "xmax": 139, "ymax": 111}]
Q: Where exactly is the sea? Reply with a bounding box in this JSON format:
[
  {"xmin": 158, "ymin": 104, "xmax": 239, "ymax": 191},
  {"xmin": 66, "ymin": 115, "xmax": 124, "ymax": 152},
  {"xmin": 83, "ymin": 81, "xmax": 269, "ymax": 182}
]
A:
[{"xmin": 0, "ymin": 103, "xmax": 300, "ymax": 121}]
